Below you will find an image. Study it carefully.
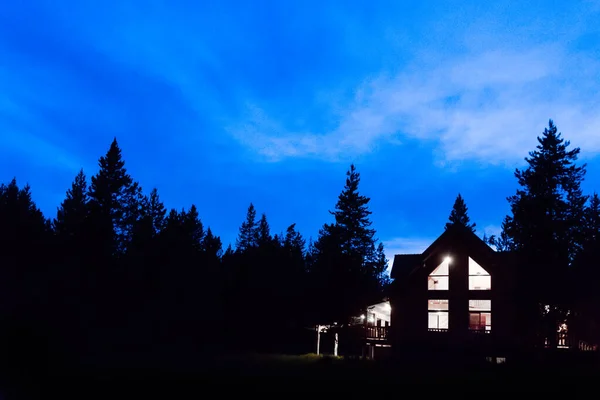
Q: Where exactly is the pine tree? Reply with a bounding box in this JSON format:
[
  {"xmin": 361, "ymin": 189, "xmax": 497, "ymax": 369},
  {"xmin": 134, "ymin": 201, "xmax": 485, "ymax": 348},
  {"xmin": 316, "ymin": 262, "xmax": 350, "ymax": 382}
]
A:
[
  {"xmin": 0, "ymin": 179, "xmax": 53, "ymax": 380},
  {"xmin": 565, "ymin": 180, "xmax": 588, "ymax": 263},
  {"xmin": 203, "ymin": 227, "xmax": 223, "ymax": 259},
  {"xmin": 503, "ymin": 120, "xmax": 586, "ymax": 294},
  {"xmin": 281, "ymin": 223, "xmax": 306, "ymax": 276},
  {"xmin": 223, "ymin": 244, "xmax": 234, "ymax": 258},
  {"xmin": 236, "ymin": 203, "xmax": 258, "ymax": 252},
  {"xmin": 575, "ymin": 193, "xmax": 600, "ymax": 290},
  {"xmin": 311, "ymin": 164, "xmax": 387, "ymax": 322},
  {"xmin": 88, "ymin": 138, "xmax": 141, "ymax": 257},
  {"xmin": 147, "ymin": 188, "xmax": 166, "ymax": 236},
  {"xmin": 54, "ymin": 169, "xmax": 89, "ymax": 238},
  {"xmin": 127, "ymin": 187, "xmax": 167, "ymax": 261},
  {"xmin": 374, "ymin": 242, "xmax": 391, "ymax": 289},
  {"xmin": 0, "ymin": 179, "xmax": 50, "ymax": 310},
  {"xmin": 497, "ymin": 120, "xmax": 587, "ymax": 347},
  {"xmin": 256, "ymin": 213, "xmax": 272, "ymax": 247},
  {"xmin": 53, "ymin": 170, "xmax": 91, "ymax": 326},
  {"xmin": 85, "ymin": 139, "xmax": 147, "ymax": 355},
  {"xmin": 284, "ymin": 223, "xmax": 306, "ymax": 256},
  {"xmin": 583, "ymin": 193, "xmax": 600, "ymax": 243},
  {"xmin": 329, "ymin": 164, "xmax": 376, "ymax": 259},
  {"xmin": 182, "ymin": 205, "xmax": 205, "ymax": 253},
  {"xmin": 576, "ymin": 193, "xmax": 600, "ymax": 343},
  {"xmin": 487, "ymin": 216, "xmax": 515, "ymax": 252},
  {"xmin": 445, "ymin": 193, "xmax": 476, "ymax": 232}
]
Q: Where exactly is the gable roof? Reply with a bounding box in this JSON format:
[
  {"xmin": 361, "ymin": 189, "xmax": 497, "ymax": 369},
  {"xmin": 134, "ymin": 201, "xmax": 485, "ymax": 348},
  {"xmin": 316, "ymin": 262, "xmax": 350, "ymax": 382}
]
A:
[
  {"xmin": 390, "ymin": 254, "xmax": 423, "ymax": 280},
  {"xmin": 390, "ymin": 224, "xmax": 498, "ymax": 280},
  {"xmin": 421, "ymin": 224, "xmax": 496, "ymax": 262}
]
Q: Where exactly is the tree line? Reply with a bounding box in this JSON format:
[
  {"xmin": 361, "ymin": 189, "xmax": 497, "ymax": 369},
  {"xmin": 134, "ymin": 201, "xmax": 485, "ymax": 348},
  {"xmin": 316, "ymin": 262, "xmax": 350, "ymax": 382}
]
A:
[{"xmin": 0, "ymin": 140, "xmax": 389, "ymax": 367}]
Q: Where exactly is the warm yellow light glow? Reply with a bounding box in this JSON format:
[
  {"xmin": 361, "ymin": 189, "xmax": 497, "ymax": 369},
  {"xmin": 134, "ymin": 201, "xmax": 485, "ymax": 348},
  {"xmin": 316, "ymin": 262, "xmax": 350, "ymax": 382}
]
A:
[{"xmin": 444, "ymin": 256, "xmax": 452, "ymax": 264}]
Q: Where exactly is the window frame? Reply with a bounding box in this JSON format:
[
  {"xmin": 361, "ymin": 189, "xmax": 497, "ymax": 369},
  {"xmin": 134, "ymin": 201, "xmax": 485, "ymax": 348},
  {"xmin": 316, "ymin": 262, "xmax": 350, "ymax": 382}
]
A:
[
  {"xmin": 468, "ymin": 299, "xmax": 491, "ymax": 332},
  {"xmin": 428, "ymin": 299, "xmax": 449, "ymax": 331},
  {"xmin": 468, "ymin": 257, "xmax": 491, "ymax": 290},
  {"xmin": 428, "ymin": 260, "xmax": 450, "ymax": 291}
]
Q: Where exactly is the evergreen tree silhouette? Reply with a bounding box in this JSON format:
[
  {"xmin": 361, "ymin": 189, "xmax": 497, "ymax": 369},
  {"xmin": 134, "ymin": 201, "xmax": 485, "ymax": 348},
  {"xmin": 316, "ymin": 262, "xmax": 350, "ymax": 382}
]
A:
[
  {"xmin": 52, "ymin": 170, "xmax": 92, "ymax": 363},
  {"xmin": 0, "ymin": 179, "xmax": 49, "ymax": 307},
  {"xmin": 284, "ymin": 223, "xmax": 306, "ymax": 258},
  {"xmin": 487, "ymin": 216, "xmax": 514, "ymax": 252},
  {"xmin": 236, "ymin": 203, "xmax": 258, "ymax": 251},
  {"xmin": 147, "ymin": 188, "xmax": 167, "ymax": 236},
  {"xmin": 85, "ymin": 138, "xmax": 147, "ymax": 361},
  {"xmin": 54, "ymin": 169, "xmax": 89, "ymax": 239},
  {"xmin": 88, "ymin": 137, "xmax": 141, "ymax": 257},
  {"xmin": 311, "ymin": 164, "xmax": 387, "ymax": 323},
  {"xmin": 256, "ymin": 213, "xmax": 273, "ymax": 247},
  {"xmin": 203, "ymin": 227, "xmax": 223, "ymax": 260},
  {"xmin": 445, "ymin": 193, "xmax": 476, "ymax": 232},
  {"xmin": 223, "ymin": 243, "xmax": 234, "ymax": 258},
  {"xmin": 498, "ymin": 120, "xmax": 587, "ymax": 347},
  {"xmin": 329, "ymin": 164, "xmax": 376, "ymax": 258},
  {"xmin": 0, "ymin": 179, "xmax": 52, "ymax": 383},
  {"xmin": 573, "ymin": 193, "xmax": 600, "ymax": 339},
  {"xmin": 583, "ymin": 193, "xmax": 600, "ymax": 243}
]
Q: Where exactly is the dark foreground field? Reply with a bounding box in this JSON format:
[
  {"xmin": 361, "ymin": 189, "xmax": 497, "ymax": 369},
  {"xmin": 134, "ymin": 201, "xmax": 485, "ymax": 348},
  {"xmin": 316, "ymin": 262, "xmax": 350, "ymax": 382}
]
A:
[
  {"xmin": 4, "ymin": 352, "xmax": 599, "ymax": 398},
  {"xmin": 31, "ymin": 353, "xmax": 600, "ymax": 396}
]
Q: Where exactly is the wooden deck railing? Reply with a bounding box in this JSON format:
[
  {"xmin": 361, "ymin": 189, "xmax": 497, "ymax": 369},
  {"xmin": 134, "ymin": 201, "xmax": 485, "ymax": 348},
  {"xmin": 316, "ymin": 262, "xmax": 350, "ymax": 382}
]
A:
[{"xmin": 365, "ymin": 326, "xmax": 389, "ymax": 340}]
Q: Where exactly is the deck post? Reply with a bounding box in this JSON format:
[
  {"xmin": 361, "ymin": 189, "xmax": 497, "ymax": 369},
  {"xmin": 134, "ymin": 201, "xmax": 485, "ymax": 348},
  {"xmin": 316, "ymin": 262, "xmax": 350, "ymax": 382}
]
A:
[
  {"xmin": 334, "ymin": 332, "xmax": 339, "ymax": 356},
  {"xmin": 316, "ymin": 325, "xmax": 321, "ymax": 355}
]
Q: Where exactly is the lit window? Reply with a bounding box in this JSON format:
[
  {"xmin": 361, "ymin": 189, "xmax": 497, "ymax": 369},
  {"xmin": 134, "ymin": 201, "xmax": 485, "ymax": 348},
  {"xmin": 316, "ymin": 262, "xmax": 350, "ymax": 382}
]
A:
[
  {"xmin": 469, "ymin": 257, "xmax": 491, "ymax": 290},
  {"xmin": 469, "ymin": 300, "xmax": 491, "ymax": 331},
  {"xmin": 428, "ymin": 258, "xmax": 450, "ymax": 290},
  {"xmin": 428, "ymin": 299, "xmax": 449, "ymax": 330}
]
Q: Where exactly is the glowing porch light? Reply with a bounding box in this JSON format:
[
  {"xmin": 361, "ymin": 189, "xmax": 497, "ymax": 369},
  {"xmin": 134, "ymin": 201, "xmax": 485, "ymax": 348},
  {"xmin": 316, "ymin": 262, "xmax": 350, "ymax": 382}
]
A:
[
  {"xmin": 444, "ymin": 256, "xmax": 452, "ymax": 264},
  {"xmin": 360, "ymin": 314, "xmax": 366, "ymax": 320}
]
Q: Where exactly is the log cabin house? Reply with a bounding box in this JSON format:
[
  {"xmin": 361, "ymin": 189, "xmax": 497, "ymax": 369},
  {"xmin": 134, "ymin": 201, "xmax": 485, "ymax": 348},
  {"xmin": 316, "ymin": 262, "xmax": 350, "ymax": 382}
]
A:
[{"xmin": 356, "ymin": 224, "xmax": 598, "ymax": 362}]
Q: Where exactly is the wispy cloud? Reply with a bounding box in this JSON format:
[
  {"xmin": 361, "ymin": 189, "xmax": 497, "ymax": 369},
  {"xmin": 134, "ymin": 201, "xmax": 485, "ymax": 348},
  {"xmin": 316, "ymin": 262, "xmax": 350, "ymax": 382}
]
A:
[{"xmin": 231, "ymin": 41, "xmax": 600, "ymax": 165}]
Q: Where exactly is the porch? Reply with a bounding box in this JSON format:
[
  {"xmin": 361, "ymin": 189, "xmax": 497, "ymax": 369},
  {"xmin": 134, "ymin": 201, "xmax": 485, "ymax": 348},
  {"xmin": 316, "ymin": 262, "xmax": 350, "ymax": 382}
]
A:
[
  {"xmin": 365, "ymin": 326, "xmax": 389, "ymax": 341},
  {"xmin": 360, "ymin": 300, "xmax": 391, "ymax": 343}
]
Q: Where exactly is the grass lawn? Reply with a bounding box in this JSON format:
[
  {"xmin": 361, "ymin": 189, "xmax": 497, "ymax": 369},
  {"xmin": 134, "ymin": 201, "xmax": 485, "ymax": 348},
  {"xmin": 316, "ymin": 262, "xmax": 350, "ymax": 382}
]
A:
[
  {"xmin": 33, "ymin": 352, "xmax": 600, "ymax": 396},
  {"xmin": 193, "ymin": 353, "xmax": 597, "ymax": 388}
]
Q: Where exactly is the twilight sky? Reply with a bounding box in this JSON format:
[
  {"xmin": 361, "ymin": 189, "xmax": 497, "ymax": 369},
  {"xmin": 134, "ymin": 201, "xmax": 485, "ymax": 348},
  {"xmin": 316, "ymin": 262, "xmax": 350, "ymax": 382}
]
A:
[{"xmin": 1, "ymin": 0, "xmax": 600, "ymax": 263}]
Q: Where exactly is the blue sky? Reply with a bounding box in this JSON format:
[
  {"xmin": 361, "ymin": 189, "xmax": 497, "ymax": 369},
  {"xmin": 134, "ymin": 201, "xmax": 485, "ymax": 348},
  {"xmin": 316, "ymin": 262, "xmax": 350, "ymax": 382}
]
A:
[{"xmin": 1, "ymin": 0, "xmax": 600, "ymax": 263}]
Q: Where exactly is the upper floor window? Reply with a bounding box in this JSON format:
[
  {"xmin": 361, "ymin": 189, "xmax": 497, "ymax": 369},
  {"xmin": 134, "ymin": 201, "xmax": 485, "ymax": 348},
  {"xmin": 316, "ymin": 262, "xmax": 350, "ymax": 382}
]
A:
[
  {"xmin": 469, "ymin": 257, "xmax": 491, "ymax": 290},
  {"xmin": 428, "ymin": 258, "xmax": 450, "ymax": 290}
]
